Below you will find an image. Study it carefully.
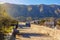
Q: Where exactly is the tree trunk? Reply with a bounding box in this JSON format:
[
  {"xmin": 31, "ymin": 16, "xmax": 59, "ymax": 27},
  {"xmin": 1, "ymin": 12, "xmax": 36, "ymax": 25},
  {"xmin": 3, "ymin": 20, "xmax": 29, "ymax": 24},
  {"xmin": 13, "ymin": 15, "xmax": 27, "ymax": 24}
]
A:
[{"xmin": 0, "ymin": 32, "xmax": 4, "ymax": 40}]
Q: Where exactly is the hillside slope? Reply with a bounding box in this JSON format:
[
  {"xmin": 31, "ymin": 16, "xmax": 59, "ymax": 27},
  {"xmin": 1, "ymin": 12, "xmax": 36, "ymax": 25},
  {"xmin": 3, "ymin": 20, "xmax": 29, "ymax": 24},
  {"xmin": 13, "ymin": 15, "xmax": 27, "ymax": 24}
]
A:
[{"xmin": 0, "ymin": 3, "xmax": 60, "ymax": 20}]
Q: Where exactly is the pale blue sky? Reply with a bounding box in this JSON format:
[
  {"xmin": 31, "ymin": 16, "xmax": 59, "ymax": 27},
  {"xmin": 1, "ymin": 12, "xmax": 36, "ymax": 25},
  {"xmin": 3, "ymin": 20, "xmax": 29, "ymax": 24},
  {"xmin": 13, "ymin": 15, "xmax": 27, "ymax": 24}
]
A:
[{"xmin": 0, "ymin": 0, "xmax": 60, "ymax": 5}]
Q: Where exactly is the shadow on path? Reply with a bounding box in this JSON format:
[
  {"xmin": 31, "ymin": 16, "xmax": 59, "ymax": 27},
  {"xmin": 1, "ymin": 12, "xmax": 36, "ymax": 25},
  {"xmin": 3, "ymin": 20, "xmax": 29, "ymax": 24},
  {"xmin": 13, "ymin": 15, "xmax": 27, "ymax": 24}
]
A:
[{"xmin": 18, "ymin": 33, "xmax": 50, "ymax": 38}]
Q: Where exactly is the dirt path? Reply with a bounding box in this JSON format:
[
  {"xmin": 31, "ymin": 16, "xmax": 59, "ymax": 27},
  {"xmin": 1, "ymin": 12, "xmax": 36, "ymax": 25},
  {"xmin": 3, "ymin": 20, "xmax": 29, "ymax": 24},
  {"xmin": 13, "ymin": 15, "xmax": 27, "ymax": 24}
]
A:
[{"xmin": 16, "ymin": 24, "xmax": 60, "ymax": 40}]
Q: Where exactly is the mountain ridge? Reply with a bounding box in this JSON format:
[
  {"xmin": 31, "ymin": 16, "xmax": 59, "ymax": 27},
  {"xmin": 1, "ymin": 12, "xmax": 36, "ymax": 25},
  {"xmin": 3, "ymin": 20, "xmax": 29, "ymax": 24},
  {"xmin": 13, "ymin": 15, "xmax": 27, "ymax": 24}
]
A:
[{"xmin": 0, "ymin": 3, "xmax": 60, "ymax": 21}]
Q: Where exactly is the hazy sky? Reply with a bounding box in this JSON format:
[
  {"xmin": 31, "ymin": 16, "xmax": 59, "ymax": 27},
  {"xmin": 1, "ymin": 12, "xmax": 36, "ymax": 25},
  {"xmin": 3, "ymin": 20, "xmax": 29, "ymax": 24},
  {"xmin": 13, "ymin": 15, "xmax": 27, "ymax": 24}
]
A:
[{"xmin": 0, "ymin": 0, "xmax": 60, "ymax": 5}]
